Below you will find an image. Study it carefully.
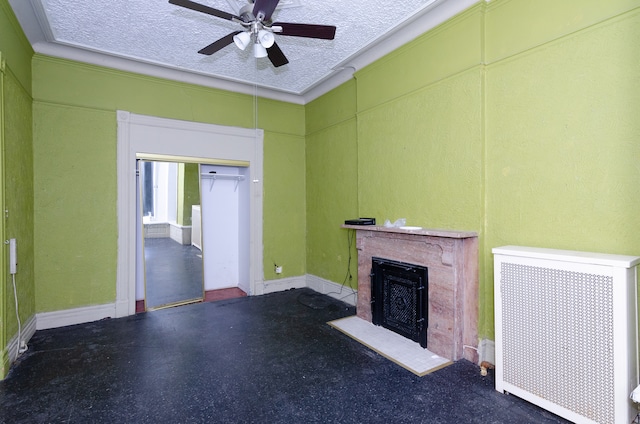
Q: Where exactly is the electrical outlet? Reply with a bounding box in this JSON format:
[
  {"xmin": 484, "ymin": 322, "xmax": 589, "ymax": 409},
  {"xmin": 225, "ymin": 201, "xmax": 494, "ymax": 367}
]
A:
[{"xmin": 275, "ymin": 265, "xmax": 282, "ymax": 274}]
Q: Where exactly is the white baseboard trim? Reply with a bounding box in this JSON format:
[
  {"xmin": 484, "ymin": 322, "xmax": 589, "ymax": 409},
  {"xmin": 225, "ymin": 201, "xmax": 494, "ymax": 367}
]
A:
[
  {"xmin": 170, "ymin": 223, "xmax": 192, "ymax": 245},
  {"xmin": 34, "ymin": 276, "xmax": 355, "ymax": 331},
  {"xmin": 115, "ymin": 298, "xmax": 131, "ymax": 318},
  {"xmin": 36, "ymin": 303, "xmax": 116, "ymax": 330},
  {"xmin": 255, "ymin": 274, "xmax": 357, "ymax": 306},
  {"xmin": 256, "ymin": 275, "xmax": 307, "ymax": 295},
  {"xmin": 5, "ymin": 314, "xmax": 37, "ymax": 364},
  {"xmin": 306, "ymin": 274, "xmax": 357, "ymax": 306}
]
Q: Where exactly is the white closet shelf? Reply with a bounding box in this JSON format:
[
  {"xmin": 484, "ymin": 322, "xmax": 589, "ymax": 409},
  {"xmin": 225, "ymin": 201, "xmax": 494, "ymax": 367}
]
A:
[
  {"xmin": 201, "ymin": 173, "xmax": 245, "ymax": 181},
  {"xmin": 201, "ymin": 173, "xmax": 245, "ymax": 191}
]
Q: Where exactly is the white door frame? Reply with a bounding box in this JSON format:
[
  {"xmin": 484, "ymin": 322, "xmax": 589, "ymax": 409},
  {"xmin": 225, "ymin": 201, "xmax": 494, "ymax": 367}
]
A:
[{"xmin": 116, "ymin": 111, "xmax": 264, "ymax": 317}]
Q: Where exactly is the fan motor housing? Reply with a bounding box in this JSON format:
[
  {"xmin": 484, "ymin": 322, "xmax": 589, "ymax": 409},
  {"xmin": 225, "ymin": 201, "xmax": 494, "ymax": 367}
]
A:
[{"xmin": 238, "ymin": 4, "xmax": 255, "ymax": 22}]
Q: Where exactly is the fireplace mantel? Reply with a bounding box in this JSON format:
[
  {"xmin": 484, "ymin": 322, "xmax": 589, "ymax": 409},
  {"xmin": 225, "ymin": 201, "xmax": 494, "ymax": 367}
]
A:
[
  {"xmin": 342, "ymin": 225, "xmax": 479, "ymax": 362},
  {"xmin": 342, "ymin": 225, "xmax": 477, "ymax": 239}
]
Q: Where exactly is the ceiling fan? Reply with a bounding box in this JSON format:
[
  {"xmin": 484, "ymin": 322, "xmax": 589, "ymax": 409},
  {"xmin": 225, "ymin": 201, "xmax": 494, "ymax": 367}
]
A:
[{"xmin": 168, "ymin": 0, "xmax": 337, "ymax": 67}]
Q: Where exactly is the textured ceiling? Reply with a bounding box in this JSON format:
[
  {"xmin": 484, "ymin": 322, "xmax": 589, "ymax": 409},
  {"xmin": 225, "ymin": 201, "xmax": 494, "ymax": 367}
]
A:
[{"xmin": 9, "ymin": 0, "xmax": 476, "ymax": 103}]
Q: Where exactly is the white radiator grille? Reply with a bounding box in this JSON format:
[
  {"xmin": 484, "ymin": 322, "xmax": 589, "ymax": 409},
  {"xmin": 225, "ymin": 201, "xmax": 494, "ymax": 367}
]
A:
[
  {"xmin": 144, "ymin": 222, "xmax": 170, "ymax": 238},
  {"xmin": 501, "ymin": 263, "xmax": 615, "ymax": 423},
  {"xmin": 494, "ymin": 246, "xmax": 640, "ymax": 424}
]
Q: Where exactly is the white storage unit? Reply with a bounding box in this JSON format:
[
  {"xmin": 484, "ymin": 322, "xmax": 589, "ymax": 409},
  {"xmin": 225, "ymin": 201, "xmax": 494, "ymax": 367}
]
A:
[
  {"xmin": 493, "ymin": 246, "xmax": 640, "ymax": 424},
  {"xmin": 191, "ymin": 205, "xmax": 201, "ymax": 250}
]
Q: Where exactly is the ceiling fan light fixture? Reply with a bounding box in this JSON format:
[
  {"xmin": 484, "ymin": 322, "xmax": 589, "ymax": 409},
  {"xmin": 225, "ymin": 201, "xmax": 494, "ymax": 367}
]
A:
[
  {"xmin": 257, "ymin": 30, "xmax": 275, "ymax": 48},
  {"xmin": 233, "ymin": 31, "xmax": 251, "ymax": 50},
  {"xmin": 253, "ymin": 42, "xmax": 268, "ymax": 58},
  {"xmin": 169, "ymin": 0, "xmax": 337, "ymax": 68}
]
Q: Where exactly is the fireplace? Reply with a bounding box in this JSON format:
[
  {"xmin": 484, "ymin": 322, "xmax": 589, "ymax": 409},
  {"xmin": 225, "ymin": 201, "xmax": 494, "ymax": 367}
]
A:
[
  {"xmin": 342, "ymin": 225, "xmax": 479, "ymax": 362},
  {"xmin": 371, "ymin": 257, "xmax": 428, "ymax": 348}
]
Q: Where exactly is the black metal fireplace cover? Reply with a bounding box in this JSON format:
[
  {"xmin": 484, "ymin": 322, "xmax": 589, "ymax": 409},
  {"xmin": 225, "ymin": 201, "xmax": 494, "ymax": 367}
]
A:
[{"xmin": 371, "ymin": 257, "xmax": 428, "ymax": 348}]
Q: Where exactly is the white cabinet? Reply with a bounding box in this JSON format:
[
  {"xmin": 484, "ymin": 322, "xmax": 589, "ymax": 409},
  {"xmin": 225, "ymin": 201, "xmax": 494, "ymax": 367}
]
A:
[{"xmin": 191, "ymin": 205, "xmax": 201, "ymax": 250}]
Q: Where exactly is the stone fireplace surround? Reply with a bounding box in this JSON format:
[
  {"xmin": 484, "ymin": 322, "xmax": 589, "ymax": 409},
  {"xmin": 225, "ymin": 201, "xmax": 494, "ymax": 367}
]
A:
[{"xmin": 342, "ymin": 225, "xmax": 479, "ymax": 363}]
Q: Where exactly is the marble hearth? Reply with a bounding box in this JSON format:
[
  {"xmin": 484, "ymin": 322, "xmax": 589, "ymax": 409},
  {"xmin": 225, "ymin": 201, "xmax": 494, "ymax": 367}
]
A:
[{"xmin": 342, "ymin": 225, "xmax": 479, "ymax": 362}]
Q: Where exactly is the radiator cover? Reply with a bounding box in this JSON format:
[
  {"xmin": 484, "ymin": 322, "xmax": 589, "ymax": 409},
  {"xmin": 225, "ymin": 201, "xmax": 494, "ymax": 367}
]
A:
[{"xmin": 493, "ymin": 246, "xmax": 640, "ymax": 424}]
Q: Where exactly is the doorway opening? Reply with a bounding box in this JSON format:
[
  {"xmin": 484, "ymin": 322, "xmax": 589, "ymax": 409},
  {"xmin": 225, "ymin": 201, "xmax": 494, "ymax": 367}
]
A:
[
  {"xmin": 136, "ymin": 158, "xmax": 253, "ymax": 312},
  {"xmin": 137, "ymin": 159, "xmax": 204, "ymax": 311},
  {"xmin": 116, "ymin": 111, "xmax": 264, "ymax": 318}
]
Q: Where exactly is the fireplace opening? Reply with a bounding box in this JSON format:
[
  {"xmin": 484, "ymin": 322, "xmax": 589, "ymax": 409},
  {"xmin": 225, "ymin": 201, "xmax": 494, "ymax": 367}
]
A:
[{"xmin": 371, "ymin": 257, "xmax": 428, "ymax": 348}]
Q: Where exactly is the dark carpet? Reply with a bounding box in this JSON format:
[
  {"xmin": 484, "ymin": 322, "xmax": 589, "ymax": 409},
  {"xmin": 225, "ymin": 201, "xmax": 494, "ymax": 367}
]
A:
[
  {"xmin": 0, "ymin": 288, "xmax": 568, "ymax": 423},
  {"xmin": 144, "ymin": 237, "xmax": 203, "ymax": 308}
]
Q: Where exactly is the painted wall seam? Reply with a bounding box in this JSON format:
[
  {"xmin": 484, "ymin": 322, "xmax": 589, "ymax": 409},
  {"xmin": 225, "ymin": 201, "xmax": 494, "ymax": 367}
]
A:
[
  {"xmin": 484, "ymin": 0, "xmax": 640, "ymax": 65},
  {"xmin": 32, "ymin": 99, "xmax": 115, "ymax": 114},
  {"xmin": 484, "ymin": 6, "xmax": 640, "ymax": 69},
  {"xmin": 355, "ymin": 3, "xmax": 484, "ymax": 110},
  {"xmin": 355, "ymin": 2, "xmax": 486, "ymax": 79},
  {"xmin": 305, "ymin": 116, "xmax": 357, "ymax": 139},
  {"xmin": 479, "ymin": 0, "xmax": 490, "ymax": 340},
  {"xmin": 4, "ymin": 66, "xmax": 30, "ymax": 100},
  {"xmin": 356, "ymin": 64, "xmax": 485, "ymax": 116}
]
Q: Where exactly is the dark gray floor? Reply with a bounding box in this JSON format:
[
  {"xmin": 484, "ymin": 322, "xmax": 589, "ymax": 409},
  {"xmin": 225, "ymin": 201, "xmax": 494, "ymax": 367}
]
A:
[
  {"xmin": 0, "ymin": 289, "xmax": 568, "ymax": 423},
  {"xmin": 144, "ymin": 237, "xmax": 203, "ymax": 308}
]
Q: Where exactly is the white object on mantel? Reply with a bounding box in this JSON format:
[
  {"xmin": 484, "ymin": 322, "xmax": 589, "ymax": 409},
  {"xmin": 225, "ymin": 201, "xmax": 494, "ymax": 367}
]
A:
[
  {"xmin": 631, "ymin": 385, "xmax": 640, "ymax": 403},
  {"xmin": 384, "ymin": 218, "xmax": 406, "ymax": 228}
]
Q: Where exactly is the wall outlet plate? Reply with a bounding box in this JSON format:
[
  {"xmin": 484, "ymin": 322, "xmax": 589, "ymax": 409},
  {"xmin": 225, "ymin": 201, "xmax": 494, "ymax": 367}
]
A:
[{"xmin": 9, "ymin": 238, "xmax": 17, "ymax": 274}]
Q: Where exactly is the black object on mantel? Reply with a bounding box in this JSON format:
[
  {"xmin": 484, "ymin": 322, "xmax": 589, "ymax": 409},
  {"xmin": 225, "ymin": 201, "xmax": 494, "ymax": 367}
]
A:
[{"xmin": 344, "ymin": 218, "xmax": 376, "ymax": 225}]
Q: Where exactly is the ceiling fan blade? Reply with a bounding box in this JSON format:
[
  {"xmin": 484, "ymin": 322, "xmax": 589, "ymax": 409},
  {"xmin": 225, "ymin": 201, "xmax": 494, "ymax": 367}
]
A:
[
  {"xmin": 267, "ymin": 42, "xmax": 289, "ymax": 67},
  {"xmin": 272, "ymin": 22, "xmax": 336, "ymax": 40},
  {"xmin": 198, "ymin": 31, "xmax": 242, "ymax": 55},
  {"xmin": 169, "ymin": 0, "xmax": 240, "ymax": 22},
  {"xmin": 252, "ymin": 0, "xmax": 280, "ymax": 21}
]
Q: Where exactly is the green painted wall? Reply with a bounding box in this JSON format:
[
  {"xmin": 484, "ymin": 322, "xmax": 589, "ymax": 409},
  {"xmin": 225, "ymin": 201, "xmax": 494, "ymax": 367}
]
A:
[
  {"xmin": 0, "ymin": 0, "xmax": 34, "ymax": 378},
  {"xmin": 305, "ymin": 0, "xmax": 640, "ymax": 341},
  {"xmin": 177, "ymin": 163, "xmax": 200, "ymax": 227},
  {"xmin": 0, "ymin": 1, "xmax": 31, "ymax": 93},
  {"xmin": 306, "ymin": 80, "xmax": 359, "ymax": 287},
  {"xmin": 263, "ymin": 131, "xmax": 307, "ymax": 278},
  {"xmin": 32, "ymin": 56, "xmax": 306, "ymax": 312},
  {"xmin": 483, "ymin": 1, "xmax": 640, "ymax": 337},
  {"xmin": 1, "ymin": 0, "xmax": 638, "ymax": 373},
  {"xmin": 33, "ymin": 106, "xmax": 118, "ymax": 311}
]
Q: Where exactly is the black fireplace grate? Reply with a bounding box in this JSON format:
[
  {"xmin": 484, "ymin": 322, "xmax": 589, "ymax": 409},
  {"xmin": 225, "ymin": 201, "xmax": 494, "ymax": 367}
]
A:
[{"xmin": 371, "ymin": 257, "xmax": 428, "ymax": 348}]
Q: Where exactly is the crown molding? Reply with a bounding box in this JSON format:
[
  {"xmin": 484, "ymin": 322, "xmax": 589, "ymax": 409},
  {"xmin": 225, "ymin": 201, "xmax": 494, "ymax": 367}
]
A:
[
  {"xmin": 10, "ymin": 0, "xmax": 479, "ymax": 104},
  {"xmin": 33, "ymin": 41, "xmax": 306, "ymax": 104}
]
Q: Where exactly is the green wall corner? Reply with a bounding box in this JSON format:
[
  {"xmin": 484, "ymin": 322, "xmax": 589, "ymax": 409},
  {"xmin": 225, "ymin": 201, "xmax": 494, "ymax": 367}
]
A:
[{"xmin": 305, "ymin": 0, "xmax": 640, "ymax": 341}]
